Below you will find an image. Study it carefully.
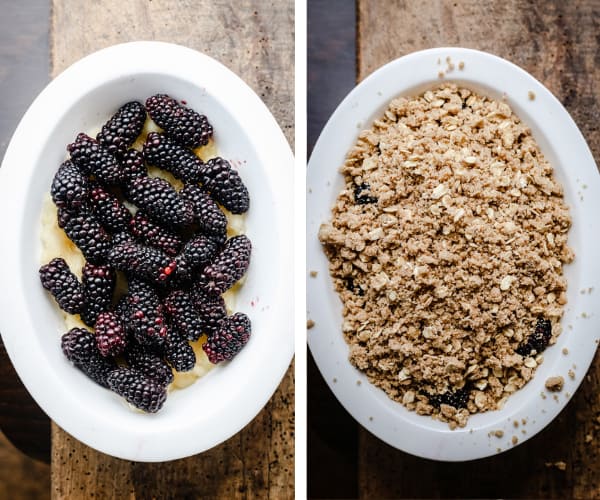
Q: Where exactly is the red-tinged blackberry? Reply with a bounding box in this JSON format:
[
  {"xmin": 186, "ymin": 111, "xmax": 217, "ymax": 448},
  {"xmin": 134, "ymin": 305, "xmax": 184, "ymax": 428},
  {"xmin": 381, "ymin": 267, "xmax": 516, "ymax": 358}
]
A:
[
  {"xmin": 199, "ymin": 157, "xmax": 249, "ymax": 214},
  {"xmin": 130, "ymin": 211, "xmax": 183, "ymax": 256},
  {"xmin": 143, "ymin": 132, "xmax": 204, "ymax": 184},
  {"xmin": 108, "ymin": 241, "xmax": 177, "ymax": 284},
  {"xmin": 80, "ymin": 263, "xmax": 116, "ymax": 326},
  {"xmin": 145, "ymin": 94, "xmax": 213, "ymax": 148},
  {"xmin": 426, "ymin": 386, "xmax": 470, "ymax": 410},
  {"xmin": 124, "ymin": 278, "xmax": 168, "ymax": 348},
  {"xmin": 89, "ymin": 183, "xmax": 131, "ymax": 233},
  {"xmin": 125, "ymin": 175, "xmax": 194, "ymax": 228},
  {"xmin": 97, "ymin": 101, "xmax": 146, "ymax": 155},
  {"xmin": 118, "ymin": 148, "xmax": 147, "ymax": 185},
  {"xmin": 39, "ymin": 258, "xmax": 84, "ymax": 314},
  {"xmin": 61, "ymin": 328, "xmax": 116, "ymax": 388},
  {"xmin": 57, "ymin": 207, "xmax": 112, "ymax": 264},
  {"xmin": 516, "ymin": 317, "xmax": 552, "ymax": 356},
  {"xmin": 164, "ymin": 290, "xmax": 204, "ymax": 341},
  {"xmin": 199, "ymin": 235, "xmax": 251, "ymax": 296},
  {"xmin": 94, "ymin": 311, "xmax": 127, "ymax": 357},
  {"xmin": 50, "ymin": 160, "xmax": 89, "ymax": 209},
  {"xmin": 191, "ymin": 285, "xmax": 227, "ymax": 336},
  {"xmin": 202, "ymin": 312, "xmax": 251, "ymax": 364},
  {"xmin": 106, "ymin": 367, "xmax": 167, "ymax": 413},
  {"xmin": 164, "ymin": 331, "xmax": 196, "ymax": 372},
  {"xmin": 67, "ymin": 133, "xmax": 122, "ymax": 184},
  {"xmin": 124, "ymin": 343, "xmax": 174, "ymax": 387},
  {"xmin": 180, "ymin": 184, "xmax": 228, "ymax": 240}
]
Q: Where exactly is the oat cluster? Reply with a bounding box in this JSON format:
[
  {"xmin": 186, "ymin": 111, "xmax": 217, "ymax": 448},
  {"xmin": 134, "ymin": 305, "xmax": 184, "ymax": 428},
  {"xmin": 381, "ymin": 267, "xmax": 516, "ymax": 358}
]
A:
[{"xmin": 319, "ymin": 84, "xmax": 573, "ymax": 428}]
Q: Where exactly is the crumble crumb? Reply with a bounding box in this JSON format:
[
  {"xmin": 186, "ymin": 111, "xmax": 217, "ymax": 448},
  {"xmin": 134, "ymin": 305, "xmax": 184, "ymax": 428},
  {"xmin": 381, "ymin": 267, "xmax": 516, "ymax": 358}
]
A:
[
  {"xmin": 438, "ymin": 71, "xmax": 445, "ymax": 79},
  {"xmin": 493, "ymin": 430, "xmax": 504, "ymax": 438},
  {"xmin": 307, "ymin": 319, "xmax": 315, "ymax": 329},
  {"xmin": 310, "ymin": 270, "xmax": 318, "ymax": 278},
  {"xmin": 585, "ymin": 433, "xmax": 593, "ymax": 444},
  {"xmin": 458, "ymin": 61, "xmax": 465, "ymax": 70},
  {"xmin": 546, "ymin": 376, "xmax": 564, "ymax": 392},
  {"xmin": 562, "ymin": 347, "xmax": 569, "ymax": 355},
  {"xmin": 512, "ymin": 436, "xmax": 518, "ymax": 445},
  {"xmin": 319, "ymin": 83, "xmax": 572, "ymax": 428},
  {"xmin": 568, "ymin": 369, "xmax": 575, "ymax": 380},
  {"xmin": 528, "ymin": 91, "xmax": 536, "ymax": 101},
  {"xmin": 545, "ymin": 461, "xmax": 567, "ymax": 471}
]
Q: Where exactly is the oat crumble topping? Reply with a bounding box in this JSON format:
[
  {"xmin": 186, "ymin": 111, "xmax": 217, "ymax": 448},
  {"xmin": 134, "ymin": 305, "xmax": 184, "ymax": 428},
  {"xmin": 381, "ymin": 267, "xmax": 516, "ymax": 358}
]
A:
[{"xmin": 319, "ymin": 84, "xmax": 573, "ymax": 428}]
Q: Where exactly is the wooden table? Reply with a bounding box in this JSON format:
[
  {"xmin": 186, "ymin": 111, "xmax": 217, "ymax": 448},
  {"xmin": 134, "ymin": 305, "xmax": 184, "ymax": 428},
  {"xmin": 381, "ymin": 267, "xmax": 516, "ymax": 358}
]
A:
[
  {"xmin": 1, "ymin": 1, "xmax": 294, "ymax": 498},
  {"xmin": 309, "ymin": 1, "xmax": 600, "ymax": 498}
]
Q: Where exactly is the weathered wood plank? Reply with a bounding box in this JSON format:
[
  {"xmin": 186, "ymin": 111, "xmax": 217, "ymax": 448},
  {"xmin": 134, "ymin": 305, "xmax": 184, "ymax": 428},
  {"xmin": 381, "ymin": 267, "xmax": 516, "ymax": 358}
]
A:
[
  {"xmin": 50, "ymin": 1, "xmax": 293, "ymax": 498},
  {"xmin": 357, "ymin": 1, "xmax": 599, "ymax": 498}
]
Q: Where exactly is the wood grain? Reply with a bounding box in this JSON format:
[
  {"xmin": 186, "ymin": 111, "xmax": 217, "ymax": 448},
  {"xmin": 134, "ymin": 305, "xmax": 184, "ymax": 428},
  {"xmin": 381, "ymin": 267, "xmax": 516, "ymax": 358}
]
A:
[
  {"xmin": 356, "ymin": 1, "xmax": 600, "ymax": 498},
  {"xmin": 50, "ymin": 1, "xmax": 293, "ymax": 498}
]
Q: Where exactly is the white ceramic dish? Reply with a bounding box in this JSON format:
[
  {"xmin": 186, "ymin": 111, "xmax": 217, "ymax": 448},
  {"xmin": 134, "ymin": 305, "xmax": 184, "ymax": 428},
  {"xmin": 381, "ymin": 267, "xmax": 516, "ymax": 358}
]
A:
[
  {"xmin": 307, "ymin": 47, "xmax": 600, "ymax": 461},
  {"xmin": 0, "ymin": 41, "xmax": 294, "ymax": 461}
]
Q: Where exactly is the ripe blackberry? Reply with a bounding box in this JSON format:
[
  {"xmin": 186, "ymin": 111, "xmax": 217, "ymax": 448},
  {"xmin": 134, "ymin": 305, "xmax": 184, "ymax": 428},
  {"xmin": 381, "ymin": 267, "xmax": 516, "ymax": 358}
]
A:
[
  {"xmin": 143, "ymin": 132, "xmax": 204, "ymax": 183},
  {"xmin": 118, "ymin": 148, "xmax": 147, "ymax": 185},
  {"xmin": 124, "ymin": 343, "xmax": 174, "ymax": 387},
  {"xmin": 97, "ymin": 101, "xmax": 146, "ymax": 155},
  {"xmin": 427, "ymin": 387, "xmax": 470, "ymax": 410},
  {"xmin": 164, "ymin": 331, "xmax": 196, "ymax": 372},
  {"xmin": 50, "ymin": 160, "xmax": 89, "ymax": 209},
  {"xmin": 61, "ymin": 328, "xmax": 116, "ymax": 388},
  {"xmin": 89, "ymin": 183, "xmax": 131, "ymax": 232},
  {"xmin": 80, "ymin": 263, "xmax": 116, "ymax": 326},
  {"xmin": 199, "ymin": 235, "xmax": 251, "ymax": 296},
  {"xmin": 123, "ymin": 278, "xmax": 168, "ymax": 347},
  {"xmin": 125, "ymin": 175, "xmax": 193, "ymax": 228},
  {"xmin": 94, "ymin": 311, "xmax": 127, "ymax": 357},
  {"xmin": 180, "ymin": 184, "xmax": 228, "ymax": 240},
  {"xmin": 107, "ymin": 367, "xmax": 167, "ymax": 413},
  {"xmin": 202, "ymin": 313, "xmax": 251, "ymax": 364},
  {"xmin": 39, "ymin": 258, "xmax": 84, "ymax": 314},
  {"xmin": 145, "ymin": 94, "xmax": 213, "ymax": 148},
  {"xmin": 164, "ymin": 290, "xmax": 204, "ymax": 341},
  {"xmin": 191, "ymin": 285, "xmax": 227, "ymax": 336},
  {"xmin": 130, "ymin": 211, "xmax": 183, "ymax": 256},
  {"xmin": 67, "ymin": 133, "xmax": 122, "ymax": 184},
  {"xmin": 516, "ymin": 317, "xmax": 552, "ymax": 356},
  {"xmin": 174, "ymin": 234, "xmax": 219, "ymax": 282},
  {"xmin": 111, "ymin": 230, "xmax": 135, "ymax": 247},
  {"xmin": 199, "ymin": 157, "xmax": 249, "ymax": 214},
  {"xmin": 57, "ymin": 207, "xmax": 112, "ymax": 263},
  {"xmin": 108, "ymin": 241, "xmax": 177, "ymax": 284}
]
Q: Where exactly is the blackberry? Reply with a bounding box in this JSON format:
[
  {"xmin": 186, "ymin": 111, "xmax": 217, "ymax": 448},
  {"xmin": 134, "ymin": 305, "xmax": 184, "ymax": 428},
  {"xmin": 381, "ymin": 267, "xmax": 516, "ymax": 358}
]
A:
[
  {"xmin": 107, "ymin": 367, "xmax": 167, "ymax": 413},
  {"xmin": 174, "ymin": 234, "xmax": 219, "ymax": 282},
  {"xmin": 145, "ymin": 94, "xmax": 213, "ymax": 148},
  {"xmin": 202, "ymin": 312, "xmax": 251, "ymax": 364},
  {"xmin": 516, "ymin": 317, "xmax": 552, "ymax": 356},
  {"xmin": 143, "ymin": 132, "xmax": 204, "ymax": 184},
  {"xmin": 80, "ymin": 263, "xmax": 116, "ymax": 326},
  {"xmin": 89, "ymin": 183, "xmax": 131, "ymax": 232},
  {"xmin": 125, "ymin": 175, "xmax": 193, "ymax": 228},
  {"xmin": 427, "ymin": 386, "xmax": 470, "ymax": 410},
  {"xmin": 199, "ymin": 157, "xmax": 250, "ymax": 214},
  {"xmin": 199, "ymin": 235, "xmax": 251, "ymax": 296},
  {"xmin": 97, "ymin": 101, "xmax": 146, "ymax": 155},
  {"xmin": 164, "ymin": 290, "xmax": 204, "ymax": 341},
  {"xmin": 123, "ymin": 278, "xmax": 168, "ymax": 347},
  {"xmin": 67, "ymin": 133, "xmax": 122, "ymax": 184},
  {"xmin": 61, "ymin": 328, "xmax": 116, "ymax": 387},
  {"xmin": 108, "ymin": 241, "xmax": 177, "ymax": 284},
  {"xmin": 164, "ymin": 330, "xmax": 196, "ymax": 372},
  {"xmin": 57, "ymin": 207, "xmax": 112, "ymax": 263},
  {"xmin": 39, "ymin": 258, "xmax": 84, "ymax": 314},
  {"xmin": 50, "ymin": 160, "xmax": 89, "ymax": 209},
  {"xmin": 94, "ymin": 311, "xmax": 127, "ymax": 357},
  {"xmin": 354, "ymin": 183, "xmax": 378, "ymax": 205},
  {"xmin": 111, "ymin": 230, "xmax": 135, "ymax": 247},
  {"xmin": 180, "ymin": 184, "xmax": 228, "ymax": 240},
  {"xmin": 130, "ymin": 211, "xmax": 183, "ymax": 256},
  {"xmin": 118, "ymin": 148, "xmax": 147, "ymax": 185},
  {"xmin": 191, "ymin": 285, "xmax": 227, "ymax": 336},
  {"xmin": 124, "ymin": 343, "xmax": 174, "ymax": 387}
]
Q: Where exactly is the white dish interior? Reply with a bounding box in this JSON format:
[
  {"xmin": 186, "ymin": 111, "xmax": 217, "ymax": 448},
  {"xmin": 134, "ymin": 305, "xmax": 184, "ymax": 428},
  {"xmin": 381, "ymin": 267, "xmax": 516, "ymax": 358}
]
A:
[
  {"xmin": 307, "ymin": 47, "xmax": 600, "ymax": 461},
  {"xmin": 0, "ymin": 41, "xmax": 293, "ymax": 461}
]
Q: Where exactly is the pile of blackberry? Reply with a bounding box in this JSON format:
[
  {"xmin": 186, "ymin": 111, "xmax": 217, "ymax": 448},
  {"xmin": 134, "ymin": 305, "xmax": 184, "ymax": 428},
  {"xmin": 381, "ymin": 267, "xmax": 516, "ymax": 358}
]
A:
[{"xmin": 39, "ymin": 96, "xmax": 252, "ymax": 413}]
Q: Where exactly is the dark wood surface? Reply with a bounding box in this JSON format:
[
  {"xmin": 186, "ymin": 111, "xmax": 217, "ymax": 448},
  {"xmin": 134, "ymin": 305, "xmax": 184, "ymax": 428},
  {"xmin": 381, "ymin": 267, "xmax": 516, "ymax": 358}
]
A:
[{"xmin": 309, "ymin": 0, "xmax": 600, "ymax": 498}]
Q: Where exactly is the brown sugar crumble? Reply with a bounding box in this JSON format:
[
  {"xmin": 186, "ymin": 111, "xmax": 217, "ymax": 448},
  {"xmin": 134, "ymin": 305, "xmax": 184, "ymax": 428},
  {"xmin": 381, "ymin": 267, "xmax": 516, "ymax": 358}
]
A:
[
  {"xmin": 307, "ymin": 319, "xmax": 315, "ymax": 330},
  {"xmin": 310, "ymin": 270, "xmax": 318, "ymax": 278},
  {"xmin": 318, "ymin": 84, "xmax": 573, "ymax": 428},
  {"xmin": 545, "ymin": 376, "xmax": 565, "ymax": 392},
  {"xmin": 528, "ymin": 91, "xmax": 536, "ymax": 101}
]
